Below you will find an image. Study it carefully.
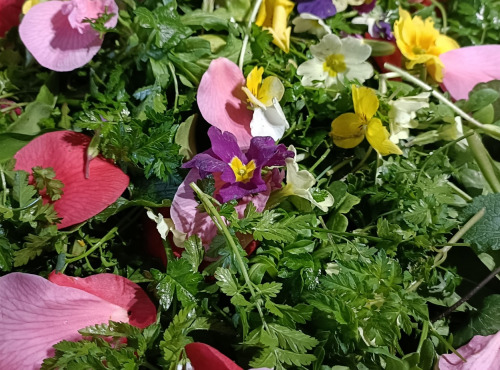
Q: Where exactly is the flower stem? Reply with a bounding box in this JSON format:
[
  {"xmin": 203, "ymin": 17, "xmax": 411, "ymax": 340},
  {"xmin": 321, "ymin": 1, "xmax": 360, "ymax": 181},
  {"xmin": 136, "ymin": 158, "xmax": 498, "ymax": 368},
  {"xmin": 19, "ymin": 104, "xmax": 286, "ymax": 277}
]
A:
[
  {"xmin": 189, "ymin": 182, "xmax": 268, "ymax": 330},
  {"xmin": 383, "ymin": 63, "xmax": 487, "ymax": 131},
  {"xmin": 431, "ymin": 0, "xmax": 448, "ymax": 31},
  {"xmin": 167, "ymin": 61, "xmax": 179, "ymax": 113},
  {"xmin": 239, "ymin": 0, "xmax": 263, "ymax": 70},
  {"xmin": 465, "ymin": 127, "xmax": 500, "ymax": 193},
  {"xmin": 447, "ymin": 182, "xmax": 473, "ymax": 202},
  {"xmin": 65, "ymin": 227, "xmax": 118, "ymax": 264},
  {"xmin": 309, "ymin": 145, "xmax": 331, "ymax": 172}
]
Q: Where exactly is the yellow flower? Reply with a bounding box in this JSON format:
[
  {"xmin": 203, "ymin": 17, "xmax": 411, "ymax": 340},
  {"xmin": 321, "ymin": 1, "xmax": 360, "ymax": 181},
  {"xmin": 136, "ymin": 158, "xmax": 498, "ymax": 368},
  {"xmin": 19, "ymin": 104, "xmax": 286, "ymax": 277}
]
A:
[
  {"xmin": 242, "ymin": 66, "xmax": 285, "ymax": 109},
  {"xmin": 22, "ymin": 0, "xmax": 41, "ymax": 14},
  {"xmin": 255, "ymin": 0, "xmax": 294, "ymax": 53},
  {"xmin": 394, "ymin": 8, "xmax": 459, "ymax": 82},
  {"xmin": 330, "ymin": 85, "xmax": 403, "ymax": 156}
]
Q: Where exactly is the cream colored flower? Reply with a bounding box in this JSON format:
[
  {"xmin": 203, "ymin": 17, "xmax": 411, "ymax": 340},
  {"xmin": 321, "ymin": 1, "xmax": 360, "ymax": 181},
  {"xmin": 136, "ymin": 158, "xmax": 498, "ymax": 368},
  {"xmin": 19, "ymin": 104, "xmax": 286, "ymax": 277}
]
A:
[
  {"xmin": 388, "ymin": 92, "xmax": 430, "ymax": 143},
  {"xmin": 292, "ymin": 13, "xmax": 331, "ymax": 38}
]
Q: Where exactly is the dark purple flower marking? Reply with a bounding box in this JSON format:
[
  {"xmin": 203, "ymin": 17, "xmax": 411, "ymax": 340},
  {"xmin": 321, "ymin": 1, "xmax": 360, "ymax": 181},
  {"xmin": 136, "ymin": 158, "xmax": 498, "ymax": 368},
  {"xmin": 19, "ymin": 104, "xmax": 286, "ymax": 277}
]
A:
[{"xmin": 296, "ymin": 0, "xmax": 336, "ymax": 19}]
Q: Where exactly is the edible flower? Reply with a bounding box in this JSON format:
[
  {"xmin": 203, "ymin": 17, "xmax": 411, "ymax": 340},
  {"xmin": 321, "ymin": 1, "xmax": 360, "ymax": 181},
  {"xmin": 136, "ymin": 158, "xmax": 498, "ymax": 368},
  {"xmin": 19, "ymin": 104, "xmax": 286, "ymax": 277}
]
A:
[
  {"xmin": 183, "ymin": 126, "xmax": 293, "ymax": 204},
  {"xmin": 255, "ymin": 0, "xmax": 294, "ymax": 53},
  {"xmin": 295, "ymin": 0, "xmax": 336, "ymax": 19},
  {"xmin": 393, "ymin": 8, "xmax": 459, "ymax": 82},
  {"xmin": 332, "ymin": 0, "xmax": 366, "ymax": 13},
  {"xmin": 330, "ymin": 85, "xmax": 403, "ymax": 155},
  {"xmin": 388, "ymin": 92, "xmax": 430, "ymax": 143},
  {"xmin": 0, "ymin": 271, "xmax": 156, "ymax": 369},
  {"xmin": 19, "ymin": 0, "xmax": 118, "ymax": 71},
  {"xmin": 14, "ymin": 131, "xmax": 129, "ymax": 229},
  {"xmin": 197, "ymin": 58, "xmax": 289, "ymax": 148},
  {"xmin": 0, "ymin": 0, "xmax": 24, "ymax": 37},
  {"xmin": 292, "ymin": 13, "xmax": 332, "ymax": 38},
  {"xmin": 296, "ymin": 34, "xmax": 373, "ymax": 89},
  {"xmin": 439, "ymin": 331, "xmax": 500, "ymax": 370}
]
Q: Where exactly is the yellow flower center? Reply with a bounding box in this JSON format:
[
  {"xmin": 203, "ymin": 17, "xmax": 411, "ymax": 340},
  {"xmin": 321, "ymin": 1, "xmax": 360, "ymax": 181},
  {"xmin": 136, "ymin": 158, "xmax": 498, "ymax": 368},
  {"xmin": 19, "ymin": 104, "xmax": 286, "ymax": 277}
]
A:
[
  {"xmin": 229, "ymin": 157, "xmax": 256, "ymax": 183},
  {"xmin": 323, "ymin": 54, "xmax": 347, "ymax": 77}
]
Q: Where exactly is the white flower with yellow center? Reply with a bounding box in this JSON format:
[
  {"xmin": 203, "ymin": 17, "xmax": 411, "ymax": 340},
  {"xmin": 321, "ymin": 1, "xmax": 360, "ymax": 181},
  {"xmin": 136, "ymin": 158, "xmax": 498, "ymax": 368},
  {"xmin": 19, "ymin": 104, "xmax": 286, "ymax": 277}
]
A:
[
  {"xmin": 297, "ymin": 34, "xmax": 373, "ymax": 89},
  {"xmin": 242, "ymin": 66, "xmax": 290, "ymax": 141}
]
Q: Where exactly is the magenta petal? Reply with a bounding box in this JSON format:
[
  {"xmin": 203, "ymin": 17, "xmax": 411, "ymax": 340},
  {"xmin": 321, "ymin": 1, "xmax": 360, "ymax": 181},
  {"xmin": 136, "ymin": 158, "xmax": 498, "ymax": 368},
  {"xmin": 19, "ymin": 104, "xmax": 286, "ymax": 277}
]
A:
[
  {"xmin": 197, "ymin": 58, "xmax": 253, "ymax": 148},
  {"xmin": 185, "ymin": 342, "xmax": 243, "ymax": 370},
  {"xmin": 441, "ymin": 45, "xmax": 500, "ymax": 101},
  {"xmin": 14, "ymin": 131, "xmax": 129, "ymax": 229},
  {"xmin": 439, "ymin": 331, "xmax": 500, "ymax": 370},
  {"xmin": 19, "ymin": 0, "xmax": 118, "ymax": 71},
  {"xmin": 48, "ymin": 271, "xmax": 156, "ymax": 329},
  {"xmin": 0, "ymin": 272, "xmax": 130, "ymax": 370}
]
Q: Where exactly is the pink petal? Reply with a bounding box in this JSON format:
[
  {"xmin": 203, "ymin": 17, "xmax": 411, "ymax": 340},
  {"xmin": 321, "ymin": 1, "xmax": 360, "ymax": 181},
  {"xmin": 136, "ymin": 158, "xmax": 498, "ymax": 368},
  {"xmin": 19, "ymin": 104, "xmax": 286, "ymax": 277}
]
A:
[
  {"xmin": 0, "ymin": 272, "xmax": 130, "ymax": 370},
  {"xmin": 13, "ymin": 131, "xmax": 129, "ymax": 229},
  {"xmin": 48, "ymin": 271, "xmax": 156, "ymax": 329},
  {"xmin": 197, "ymin": 58, "xmax": 253, "ymax": 148},
  {"xmin": 441, "ymin": 45, "xmax": 500, "ymax": 101},
  {"xmin": 439, "ymin": 331, "xmax": 500, "ymax": 370},
  {"xmin": 185, "ymin": 342, "xmax": 243, "ymax": 370},
  {"xmin": 19, "ymin": 0, "xmax": 118, "ymax": 72}
]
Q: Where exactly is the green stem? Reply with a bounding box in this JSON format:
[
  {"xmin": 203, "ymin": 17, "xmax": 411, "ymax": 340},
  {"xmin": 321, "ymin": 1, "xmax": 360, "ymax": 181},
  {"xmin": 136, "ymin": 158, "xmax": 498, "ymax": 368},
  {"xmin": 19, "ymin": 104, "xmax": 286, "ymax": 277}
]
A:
[
  {"xmin": 189, "ymin": 182, "xmax": 268, "ymax": 329},
  {"xmin": 429, "ymin": 325, "xmax": 466, "ymax": 362},
  {"xmin": 352, "ymin": 146, "xmax": 373, "ymax": 173},
  {"xmin": 309, "ymin": 145, "xmax": 331, "ymax": 172},
  {"xmin": 416, "ymin": 321, "xmax": 429, "ymax": 353},
  {"xmin": 238, "ymin": 0, "xmax": 263, "ymax": 70},
  {"xmin": 431, "ymin": 0, "xmax": 448, "ymax": 31},
  {"xmin": 384, "ymin": 64, "xmax": 487, "ymax": 131},
  {"xmin": 0, "ymin": 103, "xmax": 27, "ymax": 113},
  {"xmin": 310, "ymin": 227, "xmax": 387, "ymax": 242},
  {"xmin": 167, "ymin": 62, "xmax": 179, "ymax": 113},
  {"xmin": 65, "ymin": 227, "xmax": 118, "ymax": 264},
  {"xmin": 0, "ymin": 165, "xmax": 8, "ymax": 205},
  {"xmin": 465, "ymin": 128, "xmax": 500, "ymax": 193},
  {"xmin": 447, "ymin": 182, "xmax": 473, "ymax": 202}
]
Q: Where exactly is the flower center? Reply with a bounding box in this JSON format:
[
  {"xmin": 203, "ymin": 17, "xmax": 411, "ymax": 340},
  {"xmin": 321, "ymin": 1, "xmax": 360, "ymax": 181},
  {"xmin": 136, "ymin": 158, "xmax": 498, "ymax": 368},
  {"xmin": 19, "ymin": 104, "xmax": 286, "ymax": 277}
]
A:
[
  {"xmin": 323, "ymin": 54, "xmax": 347, "ymax": 77},
  {"xmin": 229, "ymin": 157, "xmax": 256, "ymax": 183},
  {"xmin": 412, "ymin": 46, "xmax": 426, "ymax": 55}
]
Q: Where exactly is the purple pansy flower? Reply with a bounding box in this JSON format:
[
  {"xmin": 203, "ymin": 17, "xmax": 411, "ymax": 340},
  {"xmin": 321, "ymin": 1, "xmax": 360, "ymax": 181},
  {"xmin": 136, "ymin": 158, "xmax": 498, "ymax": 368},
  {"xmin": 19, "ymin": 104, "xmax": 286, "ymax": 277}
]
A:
[
  {"xmin": 296, "ymin": 0, "xmax": 336, "ymax": 19},
  {"xmin": 373, "ymin": 21, "xmax": 394, "ymax": 41},
  {"xmin": 183, "ymin": 127, "xmax": 293, "ymax": 203}
]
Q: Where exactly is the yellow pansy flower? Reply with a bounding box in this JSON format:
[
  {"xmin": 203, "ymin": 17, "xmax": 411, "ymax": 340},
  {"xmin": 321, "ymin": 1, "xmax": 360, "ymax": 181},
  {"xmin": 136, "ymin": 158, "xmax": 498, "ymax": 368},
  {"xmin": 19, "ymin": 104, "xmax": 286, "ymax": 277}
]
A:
[
  {"xmin": 394, "ymin": 8, "xmax": 459, "ymax": 82},
  {"xmin": 22, "ymin": 0, "xmax": 41, "ymax": 14},
  {"xmin": 330, "ymin": 85, "xmax": 403, "ymax": 156},
  {"xmin": 255, "ymin": 0, "xmax": 294, "ymax": 53},
  {"xmin": 242, "ymin": 66, "xmax": 285, "ymax": 109}
]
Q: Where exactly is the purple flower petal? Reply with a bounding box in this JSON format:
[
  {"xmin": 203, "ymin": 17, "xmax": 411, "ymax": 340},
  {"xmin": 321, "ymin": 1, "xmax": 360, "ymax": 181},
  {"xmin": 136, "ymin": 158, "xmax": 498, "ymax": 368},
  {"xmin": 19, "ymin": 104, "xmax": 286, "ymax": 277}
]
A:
[
  {"xmin": 297, "ymin": 0, "xmax": 336, "ymax": 19},
  {"xmin": 183, "ymin": 152, "xmax": 228, "ymax": 178},
  {"xmin": 208, "ymin": 126, "xmax": 245, "ymax": 164}
]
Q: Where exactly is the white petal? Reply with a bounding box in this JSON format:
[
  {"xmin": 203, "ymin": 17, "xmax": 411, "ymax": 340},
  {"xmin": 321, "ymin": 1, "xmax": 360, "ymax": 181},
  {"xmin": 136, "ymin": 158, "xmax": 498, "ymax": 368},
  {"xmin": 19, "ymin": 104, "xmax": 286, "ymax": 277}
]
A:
[
  {"xmin": 297, "ymin": 58, "xmax": 327, "ymax": 87},
  {"xmin": 250, "ymin": 99, "xmax": 289, "ymax": 140},
  {"xmin": 310, "ymin": 33, "xmax": 342, "ymax": 60},
  {"xmin": 292, "ymin": 13, "xmax": 331, "ymax": 38},
  {"xmin": 343, "ymin": 62, "xmax": 374, "ymax": 83},
  {"xmin": 340, "ymin": 37, "xmax": 372, "ymax": 64}
]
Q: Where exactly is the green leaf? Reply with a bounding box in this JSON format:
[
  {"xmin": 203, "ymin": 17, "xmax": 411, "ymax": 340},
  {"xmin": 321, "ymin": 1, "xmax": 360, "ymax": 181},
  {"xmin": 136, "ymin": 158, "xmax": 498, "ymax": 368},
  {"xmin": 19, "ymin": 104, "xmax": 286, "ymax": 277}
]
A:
[
  {"xmin": 464, "ymin": 88, "xmax": 499, "ymax": 113},
  {"xmin": 32, "ymin": 166, "xmax": 64, "ymax": 201},
  {"xmin": 215, "ymin": 267, "xmax": 239, "ymax": 296},
  {"xmin": 183, "ymin": 235, "xmax": 204, "ymax": 272},
  {"xmin": 461, "ymin": 193, "xmax": 500, "ymax": 253},
  {"xmin": 0, "ymin": 133, "xmax": 36, "ymax": 162},
  {"xmin": 0, "ymin": 234, "xmax": 13, "ymax": 271},
  {"xmin": 12, "ymin": 170, "xmax": 37, "ymax": 208}
]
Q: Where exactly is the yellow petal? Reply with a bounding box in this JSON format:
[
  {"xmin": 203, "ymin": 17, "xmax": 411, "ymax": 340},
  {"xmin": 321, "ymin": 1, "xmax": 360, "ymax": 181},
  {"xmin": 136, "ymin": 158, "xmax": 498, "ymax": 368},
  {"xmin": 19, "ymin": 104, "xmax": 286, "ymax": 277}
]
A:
[
  {"xmin": 352, "ymin": 85, "xmax": 379, "ymax": 122},
  {"xmin": 365, "ymin": 118, "xmax": 403, "ymax": 156},
  {"xmin": 246, "ymin": 66, "xmax": 264, "ymax": 97},
  {"xmin": 330, "ymin": 113, "xmax": 366, "ymax": 149},
  {"xmin": 255, "ymin": 0, "xmax": 294, "ymax": 53},
  {"xmin": 258, "ymin": 76, "xmax": 284, "ymax": 106}
]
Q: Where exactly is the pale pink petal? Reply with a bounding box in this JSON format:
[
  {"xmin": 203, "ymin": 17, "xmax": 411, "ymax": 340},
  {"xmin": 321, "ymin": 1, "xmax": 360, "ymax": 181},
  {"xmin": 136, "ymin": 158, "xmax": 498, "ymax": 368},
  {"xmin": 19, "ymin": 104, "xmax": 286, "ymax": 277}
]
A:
[
  {"xmin": 185, "ymin": 342, "xmax": 243, "ymax": 370},
  {"xmin": 0, "ymin": 272, "xmax": 129, "ymax": 370},
  {"xmin": 14, "ymin": 131, "xmax": 129, "ymax": 229},
  {"xmin": 439, "ymin": 331, "xmax": 500, "ymax": 370},
  {"xmin": 441, "ymin": 45, "xmax": 500, "ymax": 101},
  {"xmin": 48, "ymin": 271, "xmax": 156, "ymax": 328},
  {"xmin": 19, "ymin": 0, "xmax": 118, "ymax": 72},
  {"xmin": 197, "ymin": 58, "xmax": 253, "ymax": 148}
]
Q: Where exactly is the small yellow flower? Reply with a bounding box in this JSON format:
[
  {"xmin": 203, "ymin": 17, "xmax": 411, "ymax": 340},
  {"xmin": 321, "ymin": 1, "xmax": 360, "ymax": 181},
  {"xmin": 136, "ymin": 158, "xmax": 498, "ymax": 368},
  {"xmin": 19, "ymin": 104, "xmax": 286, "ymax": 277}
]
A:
[
  {"xmin": 394, "ymin": 8, "xmax": 459, "ymax": 82},
  {"xmin": 255, "ymin": 0, "xmax": 294, "ymax": 53},
  {"xmin": 22, "ymin": 0, "xmax": 41, "ymax": 14},
  {"xmin": 242, "ymin": 66, "xmax": 285, "ymax": 109},
  {"xmin": 330, "ymin": 85, "xmax": 403, "ymax": 156}
]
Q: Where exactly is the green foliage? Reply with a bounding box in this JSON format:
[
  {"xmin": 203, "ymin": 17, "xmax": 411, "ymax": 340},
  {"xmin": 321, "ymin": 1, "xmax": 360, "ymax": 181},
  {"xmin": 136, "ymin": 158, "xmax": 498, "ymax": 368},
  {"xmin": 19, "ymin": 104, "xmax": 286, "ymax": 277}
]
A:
[{"xmin": 32, "ymin": 167, "xmax": 64, "ymax": 201}]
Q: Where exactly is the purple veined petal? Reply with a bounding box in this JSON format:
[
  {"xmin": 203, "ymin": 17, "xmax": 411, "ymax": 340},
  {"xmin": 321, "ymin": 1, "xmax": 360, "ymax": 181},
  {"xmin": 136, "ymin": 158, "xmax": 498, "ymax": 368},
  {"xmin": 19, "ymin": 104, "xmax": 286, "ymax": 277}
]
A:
[
  {"xmin": 19, "ymin": 0, "xmax": 118, "ymax": 72},
  {"xmin": 197, "ymin": 58, "xmax": 253, "ymax": 148},
  {"xmin": 441, "ymin": 45, "xmax": 500, "ymax": 101},
  {"xmin": 217, "ymin": 180, "xmax": 268, "ymax": 203},
  {"xmin": 207, "ymin": 126, "xmax": 246, "ymax": 164},
  {"xmin": 296, "ymin": 0, "xmax": 337, "ymax": 19},
  {"xmin": 0, "ymin": 273, "xmax": 130, "ymax": 370},
  {"xmin": 183, "ymin": 152, "xmax": 228, "ymax": 178},
  {"xmin": 246, "ymin": 136, "xmax": 279, "ymax": 167}
]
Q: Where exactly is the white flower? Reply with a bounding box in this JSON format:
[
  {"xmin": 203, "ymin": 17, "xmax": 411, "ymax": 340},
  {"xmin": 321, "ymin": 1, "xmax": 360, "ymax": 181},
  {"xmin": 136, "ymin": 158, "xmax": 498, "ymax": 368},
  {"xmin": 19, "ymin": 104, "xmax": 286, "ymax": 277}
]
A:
[
  {"xmin": 296, "ymin": 34, "xmax": 373, "ymax": 89},
  {"xmin": 292, "ymin": 13, "xmax": 332, "ymax": 38},
  {"xmin": 283, "ymin": 146, "xmax": 334, "ymax": 212},
  {"xmin": 388, "ymin": 92, "xmax": 430, "ymax": 143},
  {"xmin": 352, "ymin": 6, "xmax": 384, "ymax": 37},
  {"xmin": 333, "ymin": 0, "xmax": 366, "ymax": 13},
  {"xmin": 146, "ymin": 209, "xmax": 186, "ymax": 247},
  {"xmin": 250, "ymin": 98, "xmax": 289, "ymax": 141}
]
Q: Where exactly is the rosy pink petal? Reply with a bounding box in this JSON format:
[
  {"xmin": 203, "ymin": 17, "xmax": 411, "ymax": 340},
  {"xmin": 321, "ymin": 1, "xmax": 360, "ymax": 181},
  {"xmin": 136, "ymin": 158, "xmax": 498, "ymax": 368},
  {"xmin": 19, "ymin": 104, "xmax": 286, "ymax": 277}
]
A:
[
  {"xmin": 441, "ymin": 45, "xmax": 500, "ymax": 101},
  {"xmin": 14, "ymin": 131, "xmax": 129, "ymax": 229},
  {"xmin": 0, "ymin": 0, "xmax": 24, "ymax": 37},
  {"xmin": 197, "ymin": 58, "xmax": 253, "ymax": 148},
  {"xmin": 48, "ymin": 271, "xmax": 156, "ymax": 329},
  {"xmin": 0, "ymin": 272, "xmax": 130, "ymax": 370},
  {"xmin": 185, "ymin": 342, "xmax": 243, "ymax": 370},
  {"xmin": 439, "ymin": 331, "xmax": 500, "ymax": 370},
  {"xmin": 19, "ymin": 0, "xmax": 118, "ymax": 72}
]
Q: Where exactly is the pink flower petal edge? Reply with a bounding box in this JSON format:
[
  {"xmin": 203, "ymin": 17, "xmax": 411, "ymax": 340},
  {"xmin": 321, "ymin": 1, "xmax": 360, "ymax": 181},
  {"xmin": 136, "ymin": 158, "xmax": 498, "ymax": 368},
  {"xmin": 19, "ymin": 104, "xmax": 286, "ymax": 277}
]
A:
[
  {"xmin": 439, "ymin": 331, "xmax": 500, "ymax": 370},
  {"xmin": 441, "ymin": 45, "xmax": 500, "ymax": 101},
  {"xmin": 19, "ymin": 0, "xmax": 118, "ymax": 72},
  {"xmin": 0, "ymin": 272, "xmax": 132, "ymax": 369},
  {"xmin": 48, "ymin": 271, "xmax": 157, "ymax": 329},
  {"xmin": 185, "ymin": 342, "xmax": 244, "ymax": 370},
  {"xmin": 14, "ymin": 131, "xmax": 129, "ymax": 229},
  {"xmin": 197, "ymin": 58, "xmax": 253, "ymax": 148}
]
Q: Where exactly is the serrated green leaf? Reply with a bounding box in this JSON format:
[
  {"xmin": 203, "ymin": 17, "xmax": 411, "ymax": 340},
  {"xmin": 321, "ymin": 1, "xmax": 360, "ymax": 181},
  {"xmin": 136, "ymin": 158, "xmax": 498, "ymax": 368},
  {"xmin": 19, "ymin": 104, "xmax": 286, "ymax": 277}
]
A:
[
  {"xmin": 215, "ymin": 267, "xmax": 239, "ymax": 296},
  {"xmin": 461, "ymin": 194, "xmax": 500, "ymax": 253}
]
